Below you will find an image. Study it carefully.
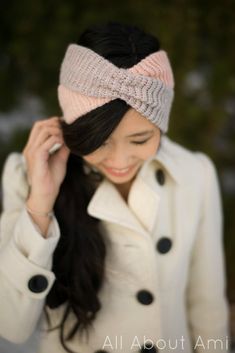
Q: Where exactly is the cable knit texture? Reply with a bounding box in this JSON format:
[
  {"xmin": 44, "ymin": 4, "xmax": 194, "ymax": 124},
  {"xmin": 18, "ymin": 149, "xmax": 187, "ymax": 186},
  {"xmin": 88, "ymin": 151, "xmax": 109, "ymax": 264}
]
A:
[{"xmin": 58, "ymin": 44, "xmax": 175, "ymax": 132}]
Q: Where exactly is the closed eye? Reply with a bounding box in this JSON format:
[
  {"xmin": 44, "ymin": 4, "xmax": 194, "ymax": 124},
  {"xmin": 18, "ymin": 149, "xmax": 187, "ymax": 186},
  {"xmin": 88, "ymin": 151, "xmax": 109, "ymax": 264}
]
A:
[
  {"xmin": 101, "ymin": 137, "xmax": 151, "ymax": 147},
  {"xmin": 132, "ymin": 139, "xmax": 150, "ymax": 145}
]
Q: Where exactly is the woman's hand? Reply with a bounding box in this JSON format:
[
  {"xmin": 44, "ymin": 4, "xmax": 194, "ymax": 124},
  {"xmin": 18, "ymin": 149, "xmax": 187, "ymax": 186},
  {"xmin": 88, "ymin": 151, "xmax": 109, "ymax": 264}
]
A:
[{"xmin": 22, "ymin": 116, "xmax": 70, "ymax": 209}]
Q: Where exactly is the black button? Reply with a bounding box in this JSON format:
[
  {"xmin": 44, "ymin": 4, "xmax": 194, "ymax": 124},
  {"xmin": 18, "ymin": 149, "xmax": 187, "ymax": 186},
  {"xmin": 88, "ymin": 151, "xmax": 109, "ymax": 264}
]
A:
[
  {"xmin": 28, "ymin": 275, "xmax": 48, "ymax": 293},
  {"xmin": 136, "ymin": 290, "xmax": 154, "ymax": 305},
  {"xmin": 156, "ymin": 237, "xmax": 172, "ymax": 254},
  {"xmin": 94, "ymin": 351, "xmax": 109, "ymax": 353},
  {"xmin": 155, "ymin": 169, "xmax": 165, "ymax": 185},
  {"xmin": 140, "ymin": 343, "xmax": 158, "ymax": 352}
]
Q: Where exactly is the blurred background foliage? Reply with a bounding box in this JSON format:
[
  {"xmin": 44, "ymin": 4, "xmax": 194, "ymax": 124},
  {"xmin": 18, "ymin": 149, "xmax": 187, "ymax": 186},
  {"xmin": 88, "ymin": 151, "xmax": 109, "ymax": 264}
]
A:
[{"xmin": 0, "ymin": 0, "xmax": 234, "ymax": 302}]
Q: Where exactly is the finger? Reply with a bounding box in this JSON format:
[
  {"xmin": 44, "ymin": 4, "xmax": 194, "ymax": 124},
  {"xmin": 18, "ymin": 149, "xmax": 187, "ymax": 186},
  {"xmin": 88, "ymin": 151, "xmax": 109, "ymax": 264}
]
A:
[
  {"xmin": 50, "ymin": 143, "xmax": 70, "ymax": 163},
  {"xmin": 29, "ymin": 126, "xmax": 62, "ymax": 152},
  {"xmin": 26, "ymin": 118, "xmax": 62, "ymax": 148},
  {"xmin": 32, "ymin": 126, "xmax": 63, "ymax": 151},
  {"xmin": 36, "ymin": 135, "xmax": 64, "ymax": 157}
]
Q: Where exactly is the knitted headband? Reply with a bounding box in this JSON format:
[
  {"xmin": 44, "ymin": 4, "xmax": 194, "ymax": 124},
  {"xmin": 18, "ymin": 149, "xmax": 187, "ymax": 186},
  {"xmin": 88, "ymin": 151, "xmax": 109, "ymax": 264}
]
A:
[{"xmin": 58, "ymin": 44, "xmax": 175, "ymax": 133}]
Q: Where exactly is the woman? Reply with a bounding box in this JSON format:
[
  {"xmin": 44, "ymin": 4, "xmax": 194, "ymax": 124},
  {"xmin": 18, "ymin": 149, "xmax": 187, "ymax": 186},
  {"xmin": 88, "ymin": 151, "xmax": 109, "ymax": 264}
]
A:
[{"xmin": 0, "ymin": 22, "xmax": 230, "ymax": 353}]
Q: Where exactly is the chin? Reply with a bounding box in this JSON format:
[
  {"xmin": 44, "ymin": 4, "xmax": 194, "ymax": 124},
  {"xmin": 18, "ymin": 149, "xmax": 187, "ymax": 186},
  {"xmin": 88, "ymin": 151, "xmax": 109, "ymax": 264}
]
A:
[{"xmin": 108, "ymin": 176, "xmax": 133, "ymax": 184}]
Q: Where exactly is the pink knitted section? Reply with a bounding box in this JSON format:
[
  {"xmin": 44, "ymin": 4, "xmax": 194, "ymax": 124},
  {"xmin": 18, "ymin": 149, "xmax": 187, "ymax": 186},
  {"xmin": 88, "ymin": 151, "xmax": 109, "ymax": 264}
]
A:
[
  {"xmin": 128, "ymin": 50, "xmax": 174, "ymax": 88},
  {"xmin": 58, "ymin": 86, "xmax": 111, "ymax": 123},
  {"xmin": 58, "ymin": 44, "xmax": 174, "ymax": 132}
]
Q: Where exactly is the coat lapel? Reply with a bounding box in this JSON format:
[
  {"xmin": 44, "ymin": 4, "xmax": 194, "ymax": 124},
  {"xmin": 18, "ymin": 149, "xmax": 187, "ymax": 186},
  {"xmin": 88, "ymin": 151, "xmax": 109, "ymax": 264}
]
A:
[
  {"xmin": 127, "ymin": 164, "xmax": 161, "ymax": 234},
  {"xmin": 87, "ymin": 177, "xmax": 148, "ymax": 237}
]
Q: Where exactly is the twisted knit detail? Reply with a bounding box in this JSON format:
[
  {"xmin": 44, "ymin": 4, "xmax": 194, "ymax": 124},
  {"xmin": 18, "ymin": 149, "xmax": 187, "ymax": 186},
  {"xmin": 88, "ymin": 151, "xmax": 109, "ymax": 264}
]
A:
[{"xmin": 58, "ymin": 44, "xmax": 175, "ymax": 132}]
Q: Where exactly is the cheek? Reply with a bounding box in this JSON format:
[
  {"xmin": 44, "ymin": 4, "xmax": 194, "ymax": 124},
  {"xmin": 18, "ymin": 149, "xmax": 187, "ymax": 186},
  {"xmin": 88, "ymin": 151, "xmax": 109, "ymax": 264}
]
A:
[
  {"xmin": 138, "ymin": 138, "xmax": 161, "ymax": 159},
  {"xmin": 83, "ymin": 151, "xmax": 105, "ymax": 165}
]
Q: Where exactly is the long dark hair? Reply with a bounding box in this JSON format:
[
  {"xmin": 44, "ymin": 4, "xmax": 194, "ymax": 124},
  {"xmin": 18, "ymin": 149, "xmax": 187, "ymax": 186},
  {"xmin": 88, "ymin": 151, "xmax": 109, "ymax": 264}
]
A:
[{"xmin": 45, "ymin": 21, "xmax": 161, "ymax": 353}]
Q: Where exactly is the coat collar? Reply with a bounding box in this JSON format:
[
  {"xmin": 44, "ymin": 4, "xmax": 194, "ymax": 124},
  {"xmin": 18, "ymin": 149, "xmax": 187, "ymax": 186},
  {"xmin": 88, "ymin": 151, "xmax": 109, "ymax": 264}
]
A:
[
  {"xmin": 138, "ymin": 134, "xmax": 182, "ymax": 185},
  {"xmin": 87, "ymin": 135, "xmax": 182, "ymax": 237}
]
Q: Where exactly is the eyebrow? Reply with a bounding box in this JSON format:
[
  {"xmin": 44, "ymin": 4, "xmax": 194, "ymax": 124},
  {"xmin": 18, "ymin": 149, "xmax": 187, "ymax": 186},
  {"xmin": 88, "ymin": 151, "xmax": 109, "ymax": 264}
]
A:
[{"xmin": 126, "ymin": 130, "xmax": 154, "ymax": 138}]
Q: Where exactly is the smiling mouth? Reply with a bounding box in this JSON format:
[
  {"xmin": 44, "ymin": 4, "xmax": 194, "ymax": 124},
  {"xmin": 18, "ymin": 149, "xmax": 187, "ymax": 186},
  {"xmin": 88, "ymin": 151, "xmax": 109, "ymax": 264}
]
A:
[{"xmin": 102, "ymin": 164, "xmax": 136, "ymax": 176}]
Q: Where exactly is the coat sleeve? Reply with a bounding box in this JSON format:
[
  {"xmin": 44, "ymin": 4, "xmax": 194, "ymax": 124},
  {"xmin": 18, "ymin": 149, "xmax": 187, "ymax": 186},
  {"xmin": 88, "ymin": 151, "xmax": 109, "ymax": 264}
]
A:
[
  {"xmin": 186, "ymin": 152, "xmax": 231, "ymax": 352},
  {"xmin": 0, "ymin": 152, "xmax": 60, "ymax": 343}
]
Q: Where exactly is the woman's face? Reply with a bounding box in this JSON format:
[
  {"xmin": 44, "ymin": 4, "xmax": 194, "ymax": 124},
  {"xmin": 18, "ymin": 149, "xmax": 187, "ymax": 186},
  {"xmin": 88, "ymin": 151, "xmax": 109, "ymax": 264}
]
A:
[{"xmin": 82, "ymin": 108, "xmax": 161, "ymax": 185}]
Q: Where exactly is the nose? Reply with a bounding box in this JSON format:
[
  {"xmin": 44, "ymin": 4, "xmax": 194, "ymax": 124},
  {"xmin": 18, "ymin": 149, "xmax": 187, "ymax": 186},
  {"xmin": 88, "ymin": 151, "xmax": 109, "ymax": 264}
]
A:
[{"xmin": 104, "ymin": 145, "xmax": 132, "ymax": 169}]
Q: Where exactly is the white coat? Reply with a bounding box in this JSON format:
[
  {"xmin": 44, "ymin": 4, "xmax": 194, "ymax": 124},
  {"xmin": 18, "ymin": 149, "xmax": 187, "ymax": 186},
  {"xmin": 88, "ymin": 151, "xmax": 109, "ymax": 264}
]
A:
[{"xmin": 0, "ymin": 134, "xmax": 230, "ymax": 353}]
